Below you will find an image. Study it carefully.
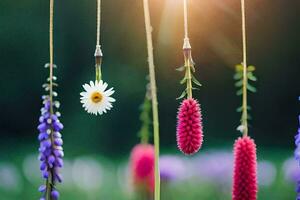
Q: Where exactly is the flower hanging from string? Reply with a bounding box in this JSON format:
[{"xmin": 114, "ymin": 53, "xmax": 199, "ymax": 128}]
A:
[
  {"xmin": 232, "ymin": 136, "xmax": 257, "ymax": 200},
  {"xmin": 129, "ymin": 77, "xmax": 154, "ymax": 197},
  {"xmin": 80, "ymin": 0, "xmax": 115, "ymax": 115},
  {"xmin": 294, "ymin": 97, "xmax": 300, "ymax": 200},
  {"xmin": 232, "ymin": 1, "xmax": 258, "ymax": 200},
  {"xmin": 130, "ymin": 144, "xmax": 155, "ymax": 194},
  {"xmin": 37, "ymin": 0, "xmax": 64, "ymax": 198},
  {"xmin": 80, "ymin": 80, "xmax": 115, "ymax": 115},
  {"xmin": 38, "ymin": 87, "xmax": 64, "ymax": 200},
  {"xmin": 176, "ymin": 0, "xmax": 203, "ymax": 155}
]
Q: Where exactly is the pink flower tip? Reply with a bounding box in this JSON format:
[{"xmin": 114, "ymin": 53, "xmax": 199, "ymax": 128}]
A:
[
  {"xmin": 232, "ymin": 136, "xmax": 258, "ymax": 200},
  {"xmin": 176, "ymin": 98, "xmax": 203, "ymax": 155},
  {"xmin": 130, "ymin": 144, "xmax": 154, "ymax": 193}
]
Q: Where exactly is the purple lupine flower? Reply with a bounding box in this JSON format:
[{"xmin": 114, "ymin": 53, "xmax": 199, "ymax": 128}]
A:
[
  {"xmin": 160, "ymin": 155, "xmax": 186, "ymax": 182},
  {"xmin": 37, "ymin": 95, "xmax": 64, "ymax": 199},
  {"xmin": 283, "ymin": 158, "xmax": 300, "ymax": 183},
  {"xmin": 295, "ymin": 97, "xmax": 300, "ymax": 199},
  {"xmin": 193, "ymin": 151, "xmax": 233, "ymax": 185}
]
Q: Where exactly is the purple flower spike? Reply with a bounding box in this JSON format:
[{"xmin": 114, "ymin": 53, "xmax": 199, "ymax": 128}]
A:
[
  {"xmin": 37, "ymin": 97, "xmax": 64, "ymax": 200},
  {"xmin": 294, "ymin": 97, "xmax": 300, "ymax": 199}
]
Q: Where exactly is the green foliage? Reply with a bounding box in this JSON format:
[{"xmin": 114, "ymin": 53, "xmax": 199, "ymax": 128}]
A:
[
  {"xmin": 234, "ymin": 64, "xmax": 257, "ymax": 95},
  {"xmin": 234, "ymin": 64, "xmax": 258, "ymax": 124},
  {"xmin": 138, "ymin": 97, "xmax": 152, "ymax": 143},
  {"xmin": 176, "ymin": 59, "xmax": 202, "ymax": 100}
]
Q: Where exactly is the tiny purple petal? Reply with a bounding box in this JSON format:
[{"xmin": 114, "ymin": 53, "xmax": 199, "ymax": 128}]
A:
[
  {"xmin": 53, "ymin": 132, "xmax": 62, "ymax": 138},
  {"xmin": 38, "ymin": 133, "xmax": 49, "ymax": 141},
  {"xmin": 43, "ymin": 170, "xmax": 49, "ymax": 179},
  {"xmin": 56, "ymin": 158, "xmax": 64, "ymax": 168},
  {"xmin": 40, "ymin": 162, "xmax": 47, "ymax": 171},
  {"xmin": 38, "ymin": 154, "xmax": 46, "ymax": 161},
  {"xmin": 39, "ymin": 146, "xmax": 46, "ymax": 153},
  {"xmin": 51, "ymin": 190, "xmax": 60, "ymax": 200},
  {"xmin": 53, "ymin": 122, "xmax": 63, "ymax": 131},
  {"xmin": 38, "ymin": 185, "xmax": 46, "ymax": 192},
  {"xmin": 54, "ymin": 138, "xmax": 63, "ymax": 146},
  {"xmin": 54, "ymin": 149, "xmax": 64, "ymax": 157},
  {"xmin": 41, "ymin": 140, "xmax": 51, "ymax": 148},
  {"xmin": 38, "ymin": 123, "xmax": 47, "ymax": 132},
  {"xmin": 48, "ymin": 155, "xmax": 56, "ymax": 164}
]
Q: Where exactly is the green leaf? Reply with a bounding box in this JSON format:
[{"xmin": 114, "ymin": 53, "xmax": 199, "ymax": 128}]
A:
[
  {"xmin": 247, "ymin": 65, "xmax": 256, "ymax": 72},
  {"xmin": 192, "ymin": 87, "xmax": 200, "ymax": 90},
  {"xmin": 247, "ymin": 72, "xmax": 257, "ymax": 81},
  {"xmin": 235, "ymin": 80, "xmax": 243, "ymax": 87},
  {"xmin": 176, "ymin": 90, "xmax": 187, "ymax": 100},
  {"xmin": 235, "ymin": 64, "xmax": 243, "ymax": 72},
  {"xmin": 190, "ymin": 64, "xmax": 196, "ymax": 72},
  {"xmin": 247, "ymin": 114, "xmax": 252, "ymax": 120},
  {"xmin": 247, "ymin": 106, "xmax": 252, "ymax": 110},
  {"xmin": 180, "ymin": 76, "xmax": 187, "ymax": 84},
  {"xmin": 176, "ymin": 66, "xmax": 185, "ymax": 72},
  {"xmin": 234, "ymin": 72, "xmax": 243, "ymax": 80},
  {"xmin": 247, "ymin": 84, "xmax": 257, "ymax": 93},
  {"xmin": 192, "ymin": 74, "xmax": 202, "ymax": 87},
  {"xmin": 236, "ymin": 88, "xmax": 243, "ymax": 96},
  {"xmin": 236, "ymin": 106, "xmax": 243, "ymax": 112}
]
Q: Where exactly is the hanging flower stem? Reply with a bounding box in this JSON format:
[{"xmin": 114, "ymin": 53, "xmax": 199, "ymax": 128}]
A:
[
  {"xmin": 94, "ymin": 0, "xmax": 103, "ymax": 82},
  {"xmin": 139, "ymin": 96, "xmax": 151, "ymax": 144},
  {"xmin": 142, "ymin": 0, "xmax": 160, "ymax": 199},
  {"xmin": 241, "ymin": 0, "xmax": 248, "ymax": 137},
  {"xmin": 184, "ymin": 46, "xmax": 193, "ymax": 99},
  {"xmin": 46, "ymin": 0, "xmax": 54, "ymax": 199},
  {"xmin": 95, "ymin": 45, "xmax": 102, "ymax": 82},
  {"xmin": 183, "ymin": 0, "xmax": 192, "ymax": 99}
]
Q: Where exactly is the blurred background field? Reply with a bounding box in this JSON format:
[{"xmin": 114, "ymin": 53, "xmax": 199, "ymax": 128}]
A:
[
  {"xmin": 0, "ymin": 148, "xmax": 299, "ymax": 200},
  {"xmin": 0, "ymin": 0, "xmax": 299, "ymax": 199}
]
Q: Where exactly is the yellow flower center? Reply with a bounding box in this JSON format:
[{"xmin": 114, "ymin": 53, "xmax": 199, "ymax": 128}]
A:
[{"xmin": 91, "ymin": 92, "xmax": 103, "ymax": 103}]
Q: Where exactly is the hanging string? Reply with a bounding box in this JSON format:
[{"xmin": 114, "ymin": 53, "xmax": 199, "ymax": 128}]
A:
[
  {"xmin": 143, "ymin": 0, "xmax": 160, "ymax": 199},
  {"xmin": 183, "ymin": 0, "xmax": 191, "ymax": 49},
  {"xmin": 241, "ymin": 0, "xmax": 248, "ymax": 137},
  {"xmin": 182, "ymin": 0, "xmax": 193, "ymax": 99},
  {"xmin": 183, "ymin": 0, "xmax": 188, "ymax": 39},
  {"xmin": 96, "ymin": 0, "xmax": 101, "ymax": 47},
  {"xmin": 94, "ymin": 0, "xmax": 102, "ymax": 81},
  {"xmin": 49, "ymin": 0, "xmax": 54, "ymax": 113}
]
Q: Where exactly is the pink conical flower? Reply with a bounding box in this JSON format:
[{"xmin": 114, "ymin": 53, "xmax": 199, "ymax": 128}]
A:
[
  {"xmin": 176, "ymin": 98, "xmax": 203, "ymax": 155},
  {"xmin": 232, "ymin": 136, "xmax": 257, "ymax": 200},
  {"xmin": 130, "ymin": 144, "xmax": 154, "ymax": 193}
]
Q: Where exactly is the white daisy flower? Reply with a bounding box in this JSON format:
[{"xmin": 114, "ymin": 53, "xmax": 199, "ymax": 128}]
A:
[{"xmin": 80, "ymin": 80, "xmax": 115, "ymax": 115}]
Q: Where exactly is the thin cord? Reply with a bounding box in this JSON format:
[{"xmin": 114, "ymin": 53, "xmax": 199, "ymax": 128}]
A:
[
  {"xmin": 46, "ymin": 2, "xmax": 54, "ymax": 199},
  {"xmin": 49, "ymin": 0, "xmax": 54, "ymax": 112},
  {"xmin": 143, "ymin": 0, "xmax": 160, "ymax": 199},
  {"xmin": 241, "ymin": 0, "xmax": 248, "ymax": 137},
  {"xmin": 96, "ymin": 0, "xmax": 101, "ymax": 46},
  {"xmin": 183, "ymin": 0, "xmax": 188, "ymax": 39}
]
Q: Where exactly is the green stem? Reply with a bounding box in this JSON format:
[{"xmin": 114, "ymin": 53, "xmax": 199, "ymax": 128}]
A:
[
  {"xmin": 241, "ymin": 0, "xmax": 248, "ymax": 137},
  {"xmin": 140, "ymin": 98, "xmax": 151, "ymax": 144},
  {"xmin": 95, "ymin": 64, "xmax": 102, "ymax": 81},
  {"xmin": 185, "ymin": 53, "xmax": 193, "ymax": 99},
  {"xmin": 143, "ymin": 0, "xmax": 160, "ymax": 199},
  {"xmin": 95, "ymin": 46, "xmax": 103, "ymax": 81},
  {"xmin": 46, "ymin": 0, "xmax": 55, "ymax": 199}
]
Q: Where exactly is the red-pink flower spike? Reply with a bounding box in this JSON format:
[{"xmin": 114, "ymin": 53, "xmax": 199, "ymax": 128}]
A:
[
  {"xmin": 130, "ymin": 144, "xmax": 154, "ymax": 192},
  {"xmin": 233, "ymin": 136, "xmax": 258, "ymax": 200},
  {"xmin": 176, "ymin": 98, "xmax": 203, "ymax": 155}
]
